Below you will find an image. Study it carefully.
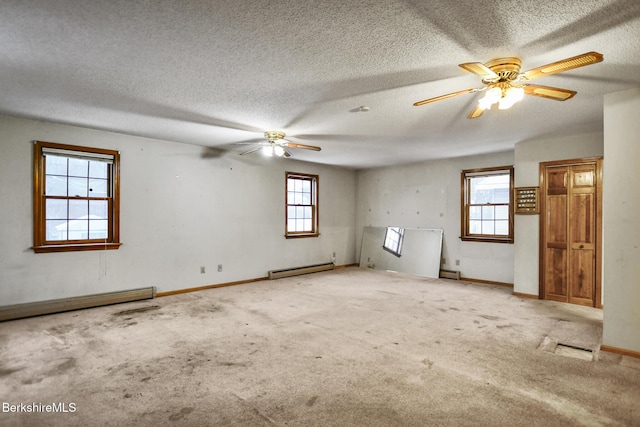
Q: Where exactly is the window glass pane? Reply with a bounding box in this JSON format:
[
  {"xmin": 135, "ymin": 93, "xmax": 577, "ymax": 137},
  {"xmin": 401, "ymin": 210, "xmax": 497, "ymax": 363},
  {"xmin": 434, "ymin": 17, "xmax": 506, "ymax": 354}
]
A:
[
  {"xmin": 469, "ymin": 220, "xmax": 482, "ymax": 234},
  {"xmin": 89, "ymin": 220, "xmax": 108, "ymax": 239},
  {"xmin": 46, "ymin": 199, "xmax": 68, "ymax": 219},
  {"xmin": 46, "ymin": 220, "xmax": 67, "ymax": 241},
  {"xmin": 301, "ymin": 192, "xmax": 311, "ymax": 205},
  {"xmin": 469, "ymin": 206, "xmax": 481, "ymax": 219},
  {"xmin": 495, "ymin": 205, "xmax": 509, "ymax": 220},
  {"xmin": 45, "ymin": 155, "xmax": 67, "ymax": 176},
  {"xmin": 287, "ymin": 191, "xmax": 295, "ymax": 204},
  {"xmin": 482, "ymin": 205, "xmax": 495, "ymax": 220},
  {"xmin": 493, "ymin": 187, "xmax": 510, "ymax": 203},
  {"xmin": 303, "ymin": 219, "xmax": 312, "ymax": 231},
  {"xmin": 294, "ymin": 192, "xmax": 303, "ymax": 204},
  {"xmin": 287, "ymin": 206, "xmax": 296, "ymax": 219},
  {"xmin": 69, "ymin": 199, "xmax": 89, "ymax": 219},
  {"xmin": 68, "ymin": 158, "xmax": 89, "ymax": 177},
  {"xmin": 469, "ymin": 174, "xmax": 510, "ymax": 204},
  {"xmin": 294, "ymin": 179, "xmax": 302, "ymax": 192},
  {"xmin": 495, "ymin": 220, "xmax": 509, "ymax": 235},
  {"xmin": 89, "ymin": 160, "xmax": 108, "ymax": 179},
  {"xmin": 302, "ymin": 207, "xmax": 311, "ymax": 219},
  {"xmin": 296, "ymin": 206, "xmax": 305, "ymax": 219},
  {"xmin": 46, "ymin": 176, "xmax": 67, "ymax": 196},
  {"xmin": 68, "ymin": 177, "xmax": 88, "ymax": 197},
  {"xmin": 302, "ymin": 179, "xmax": 311, "ymax": 192},
  {"xmin": 89, "ymin": 200, "xmax": 108, "ymax": 218},
  {"xmin": 68, "ymin": 219, "xmax": 89, "ymax": 240},
  {"xmin": 482, "ymin": 221, "xmax": 495, "ymax": 235},
  {"xmin": 89, "ymin": 178, "xmax": 108, "ymax": 198}
]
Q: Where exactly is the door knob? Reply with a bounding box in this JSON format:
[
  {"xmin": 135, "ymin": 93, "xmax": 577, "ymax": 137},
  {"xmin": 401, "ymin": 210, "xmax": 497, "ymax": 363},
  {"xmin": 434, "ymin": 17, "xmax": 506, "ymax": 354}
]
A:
[{"xmin": 579, "ymin": 244, "xmax": 584, "ymax": 249}]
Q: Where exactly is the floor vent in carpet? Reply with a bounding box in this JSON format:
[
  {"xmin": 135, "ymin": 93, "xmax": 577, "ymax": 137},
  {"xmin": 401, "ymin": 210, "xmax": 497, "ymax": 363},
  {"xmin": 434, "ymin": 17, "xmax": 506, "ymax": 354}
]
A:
[
  {"xmin": 554, "ymin": 343, "xmax": 594, "ymax": 361},
  {"xmin": 537, "ymin": 336, "xmax": 596, "ymax": 361}
]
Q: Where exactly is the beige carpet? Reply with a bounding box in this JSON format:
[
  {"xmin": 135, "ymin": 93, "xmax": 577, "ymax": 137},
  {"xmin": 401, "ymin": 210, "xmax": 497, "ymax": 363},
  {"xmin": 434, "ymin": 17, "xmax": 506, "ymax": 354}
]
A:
[{"xmin": 1, "ymin": 267, "xmax": 639, "ymax": 426}]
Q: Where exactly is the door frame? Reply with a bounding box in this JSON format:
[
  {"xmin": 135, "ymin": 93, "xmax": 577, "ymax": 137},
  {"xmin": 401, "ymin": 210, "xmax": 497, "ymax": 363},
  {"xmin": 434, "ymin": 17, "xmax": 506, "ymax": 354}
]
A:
[{"xmin": 538, "ymin": 157, "xmax": 603, "ymax": 308}]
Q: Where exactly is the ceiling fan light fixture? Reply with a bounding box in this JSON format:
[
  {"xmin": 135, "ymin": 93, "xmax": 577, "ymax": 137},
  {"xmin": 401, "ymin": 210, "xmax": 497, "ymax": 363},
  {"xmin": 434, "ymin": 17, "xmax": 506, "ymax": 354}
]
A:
[
  {"xmin": 479, "ymin": 86, "xmax": 502, "ymax": 109},
  {"xmin": 262, "ymin": 145, "xmax": 274, "ymax": 157},
  {"xmin": 498, "ymin": 86, "xmax": 525, "ymax": 110},
  {"xmin": 273, "ymin": 145, "xmax": 285, "ymax": 157}
]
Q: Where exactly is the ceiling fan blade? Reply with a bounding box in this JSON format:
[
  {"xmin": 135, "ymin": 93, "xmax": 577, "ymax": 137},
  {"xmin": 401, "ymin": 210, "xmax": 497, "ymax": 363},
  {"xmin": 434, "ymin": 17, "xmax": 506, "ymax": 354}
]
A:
[
  {"xmin": 523, "ymin": 84, "xmax": 576, "ymax": 101},
  {"xmin": 232, "ymin": 138, "xmax": 263, "ymax": 145},
  {"xmin": 458, "ymin": 62, "xmax": 499, "ymax": 80},
  {"xmin": 522, "ymin": 51, "xmax": 603, "ymax": 80},
  {"xmin": 413, "ymin": 88, "xmax": 477, "ymax": 107},
  {"xmin": 467, "ymin": 105, "xmax": 485, "ymax": 119},
  {"xmin": 284, "ymin": 142, "xmax": 322, "ymax": 151},
  {"xmin": 239, "ymin": 146, "xmax": 262, "ymax": 156},
  {"xmin": 283, "ymin": 149, "xmax": 292, "ymax": 157}
]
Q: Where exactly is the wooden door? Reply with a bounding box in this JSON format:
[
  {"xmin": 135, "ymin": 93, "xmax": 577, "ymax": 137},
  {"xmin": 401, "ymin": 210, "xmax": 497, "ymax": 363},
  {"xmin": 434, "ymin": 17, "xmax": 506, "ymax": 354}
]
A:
[{"xmin": 540, "ymin": 158, "xmax": 602, "ymax": 307}]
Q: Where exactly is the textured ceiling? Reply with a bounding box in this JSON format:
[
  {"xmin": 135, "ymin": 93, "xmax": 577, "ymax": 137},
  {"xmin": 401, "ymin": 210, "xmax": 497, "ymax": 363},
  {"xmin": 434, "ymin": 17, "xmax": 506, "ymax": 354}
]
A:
[{"xmin": 1, "ymin": 0, "xmax": 639, "ymax": 168}]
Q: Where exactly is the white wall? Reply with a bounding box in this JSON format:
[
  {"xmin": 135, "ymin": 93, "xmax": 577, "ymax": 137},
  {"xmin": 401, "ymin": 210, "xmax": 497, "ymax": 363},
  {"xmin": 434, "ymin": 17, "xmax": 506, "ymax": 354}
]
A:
[
  {"xmin": 0, "ymin": 115, "xmax": 357, "ymax": 306},
  {"xmin": 355, "ymin": 151, "xmax": 515, "ymax": 284},
  {"xmin": 602, "ymin": 87, "xmax": 640, "ymax": 353},
  {"xmin": 512, "ymin": 133, "xmax": 604, "ymax": 296}
]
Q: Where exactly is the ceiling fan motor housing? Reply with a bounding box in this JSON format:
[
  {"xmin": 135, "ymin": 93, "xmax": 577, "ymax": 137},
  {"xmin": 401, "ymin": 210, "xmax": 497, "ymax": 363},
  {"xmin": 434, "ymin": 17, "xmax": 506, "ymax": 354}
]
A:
[
  {"xmin": 482, "ymin": 57, "xmax": 522, "ymax": 83},
  {"xmin": 264, "ymin": 131, "xmax": 286, "ymax": 142}
]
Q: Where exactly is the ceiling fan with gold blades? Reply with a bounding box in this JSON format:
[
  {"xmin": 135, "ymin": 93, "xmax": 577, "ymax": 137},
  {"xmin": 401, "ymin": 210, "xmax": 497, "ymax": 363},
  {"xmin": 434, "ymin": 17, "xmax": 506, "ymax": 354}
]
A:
[
  {"xmin": 235, "ymin": 131, "xmax": 321, "ymax": 158},
  {"xmin": 413, "ymin": 51, "xmax": 603, "ymax": 119}
]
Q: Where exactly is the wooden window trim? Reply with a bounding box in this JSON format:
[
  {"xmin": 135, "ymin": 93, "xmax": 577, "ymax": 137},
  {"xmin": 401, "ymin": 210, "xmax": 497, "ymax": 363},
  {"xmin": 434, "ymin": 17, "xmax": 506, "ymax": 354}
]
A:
[
  {"xmin": 33, "ymin": 141, "xmax": 121, "ymax": 253},
  {"xmin": 461, "ymin": 166, "xmax": 514, "ymax": 243},
  {"xmin": 285, "ymin": 171, "xmax": 319, "ymax": 239}
]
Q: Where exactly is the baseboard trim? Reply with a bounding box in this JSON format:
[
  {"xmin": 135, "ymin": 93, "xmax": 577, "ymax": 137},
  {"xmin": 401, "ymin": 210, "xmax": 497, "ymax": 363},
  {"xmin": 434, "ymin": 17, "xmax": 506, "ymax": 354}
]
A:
[
  {"xmin": 157, "ymin": 263, "xmax": 356, "ymax": 297},
  {"xmin": 600, "ymin": 345, "xmax": 640, "ymax": 360},
  {"xmin": 0, "ymin": 287, "xmax": 156, "ymax": 322},
  {"xmin": 156, "ymin": 277, "xmax": 268, "ymax": 297},
  {"xmin": 513, "ymin": 292, "xmax": 539, "ymax": 299},
  {"xmin": 459, "ymin": 277, "xmax": 514, "ymax": 288},
  {"xmin": 335, "ymin": 263, "xmax": 359, "ymax": 269}
]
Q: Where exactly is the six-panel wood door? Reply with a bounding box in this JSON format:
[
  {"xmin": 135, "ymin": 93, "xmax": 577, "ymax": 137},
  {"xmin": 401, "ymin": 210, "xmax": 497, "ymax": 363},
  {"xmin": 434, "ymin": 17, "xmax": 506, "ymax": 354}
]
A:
[{"xmin": 540, "ymin": 159, "xmax": 601, "ymax": 307}]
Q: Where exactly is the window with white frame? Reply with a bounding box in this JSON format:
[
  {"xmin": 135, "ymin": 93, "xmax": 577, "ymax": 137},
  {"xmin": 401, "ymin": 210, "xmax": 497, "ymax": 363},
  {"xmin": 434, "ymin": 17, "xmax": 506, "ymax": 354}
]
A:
[{"xmin": 461, "ymin": 166, "xmax": 514, "ymax": 243}]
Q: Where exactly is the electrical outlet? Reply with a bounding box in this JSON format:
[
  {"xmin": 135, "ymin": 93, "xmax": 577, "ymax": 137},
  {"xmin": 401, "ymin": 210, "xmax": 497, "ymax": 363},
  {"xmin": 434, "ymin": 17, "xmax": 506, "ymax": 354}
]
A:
[
  {"xmin": 200, "ymin": 266, "xmax": 205, "ymax": 274},
  {"xmin": 455, "ymin": 259, "xmax": 460, "ymax": 266},
  {"xmin": 442, "ymin": 258, "xmax": 446, "ymax": 265},
  {"xmin": 218, "ymin": 264, "xmax": 223, "ymax": 272}
]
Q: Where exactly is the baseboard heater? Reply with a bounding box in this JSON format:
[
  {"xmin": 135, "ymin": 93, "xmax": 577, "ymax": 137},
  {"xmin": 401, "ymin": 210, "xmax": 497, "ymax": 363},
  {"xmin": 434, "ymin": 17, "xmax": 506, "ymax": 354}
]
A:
[
  {"xmin": 439, "ymin": 269, "xmax": 461, "ymax": 280},
  {"xmin": 268, "ymin": 262, "xmax": 335, "ymax": 280},
  {"xmin": 0, "ymin": 287, "xmax": 156, "ymax": 322}
]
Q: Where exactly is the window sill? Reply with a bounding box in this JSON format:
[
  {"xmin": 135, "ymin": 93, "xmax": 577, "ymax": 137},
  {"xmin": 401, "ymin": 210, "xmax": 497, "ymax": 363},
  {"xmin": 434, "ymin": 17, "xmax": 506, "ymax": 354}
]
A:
[
  {"xmin": 461, "ymin": 236, "xmax": 513, "ymax": 244},
  {"xmin": 285, "ymin": 233, "xmax": 320, "ymax": 239},
  {"xmin": 33, "ymin": 243, "xmax": 122, "ymax": 253}
]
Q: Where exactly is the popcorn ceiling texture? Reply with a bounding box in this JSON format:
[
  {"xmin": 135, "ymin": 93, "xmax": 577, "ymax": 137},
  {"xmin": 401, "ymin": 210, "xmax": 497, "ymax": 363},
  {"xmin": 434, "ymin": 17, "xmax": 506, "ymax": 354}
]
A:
[{"xmin": 0, "ymin": 0, "xmax": 639, "ymax": 167}]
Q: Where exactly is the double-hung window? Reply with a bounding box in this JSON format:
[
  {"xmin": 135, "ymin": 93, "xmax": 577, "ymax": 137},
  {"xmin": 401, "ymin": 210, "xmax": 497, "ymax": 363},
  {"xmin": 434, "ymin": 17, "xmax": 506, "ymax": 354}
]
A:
[
  {"xmin": 33, "ymin": 141, "xmax": 121, "ymax": 252},
  {"xmin": 285, "ymin": 172, "xmax": 319, "ymax": 238},
  {"xmin": 461, "ymin": 166, "xmax": 514, "ymax": 243}
]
